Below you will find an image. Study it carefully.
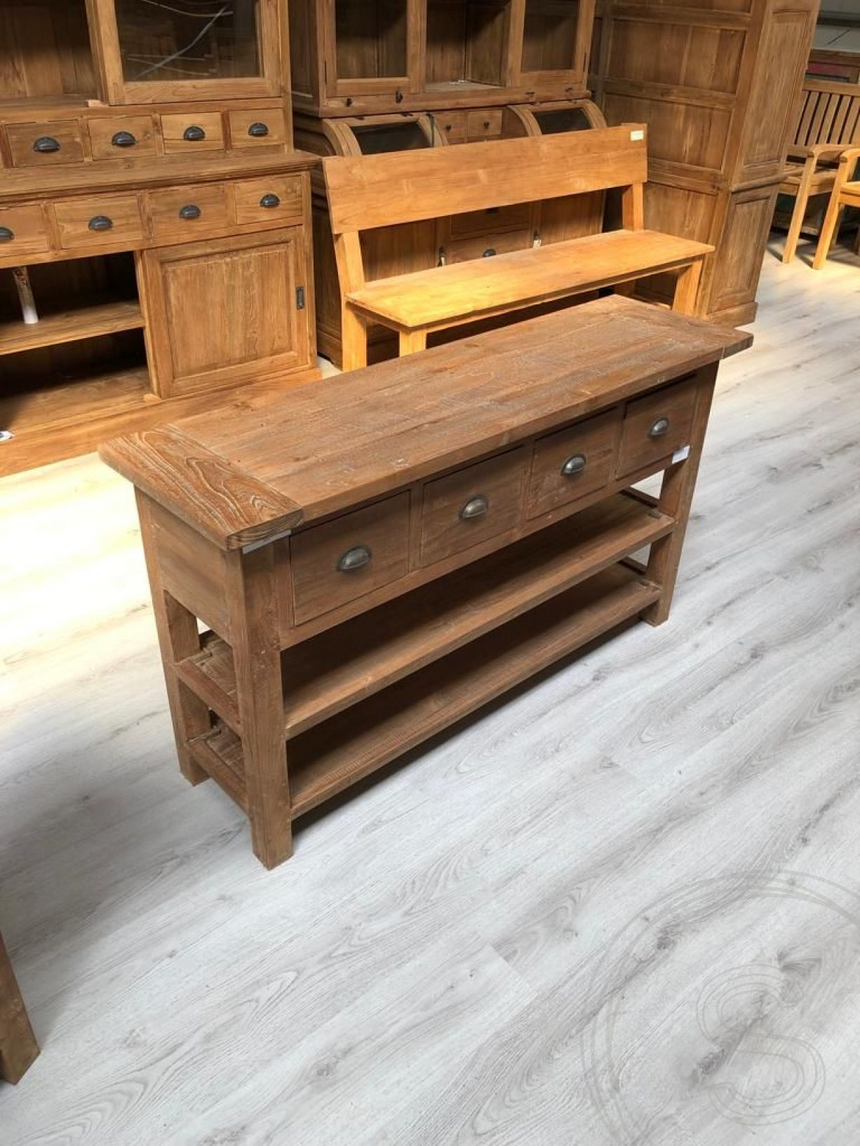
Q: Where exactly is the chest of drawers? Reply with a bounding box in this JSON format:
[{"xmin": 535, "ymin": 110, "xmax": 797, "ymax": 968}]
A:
[{"xmin": 101, "ymin": 296, "xmax": 751, "ymax": 869}]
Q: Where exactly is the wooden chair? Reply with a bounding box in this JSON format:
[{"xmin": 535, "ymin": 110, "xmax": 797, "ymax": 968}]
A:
[
  {"xmin": 812, "ymin": 146, "xmax": 860, "ymax": 268},
  {"xmin": 323, "ymin": 126, "xmax": 714, "ymax": 371},
  {"xmin": 780, "ymin": 79, "xmax": 860, "ymax": 264},
  {"xmin": 0, "ymin": 933, "xmax": 39, "ymax": 1085}
]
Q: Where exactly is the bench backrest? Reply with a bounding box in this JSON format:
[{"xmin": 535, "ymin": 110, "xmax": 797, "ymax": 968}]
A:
[
  {"xmin": 793, "ymin": 79, "xmax": 860, "ymax": 149},
  {"xmin": 323, "ymin": 124, "xmax": 649, "ymax": 236}
]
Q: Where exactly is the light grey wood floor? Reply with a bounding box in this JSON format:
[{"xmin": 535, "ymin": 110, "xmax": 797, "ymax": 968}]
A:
[{"xmin": 2, "ymin": 237, "xmax": 860, "ymax": 1145}]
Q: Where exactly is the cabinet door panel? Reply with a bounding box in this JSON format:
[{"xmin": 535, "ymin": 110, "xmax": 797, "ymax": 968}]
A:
[{"xmin": 141, "ymin": 229, "xmax": 310, "ymax": 397}]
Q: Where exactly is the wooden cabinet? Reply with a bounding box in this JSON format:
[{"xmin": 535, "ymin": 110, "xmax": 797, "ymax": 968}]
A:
[{"xmin": 140, "ymin": 228, "xmax": 311, "ymax": 397}]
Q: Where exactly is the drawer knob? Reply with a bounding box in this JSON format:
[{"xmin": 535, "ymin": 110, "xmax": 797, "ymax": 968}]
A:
[
  {"xmin": 460, "ymin": 495, "xmax": 489, "ymax": 521},
  {"xmin": 337, "ymin": 544, "xmax": 372, "ymax": 573},
  {"xmin": 111, "ymin": 130, "xmax": 137, "ymax": 148},
  {"xmin": 561, "ymin": 453, "xmax": 587, "ymax": 477},
  {"xmin": 183, "ymin": 125, "xmax": 206, "ymax": 142},
  {"xmin": 0, "ymin": 227, "xmax": 14, "ymax": 243},
  {"xmin": 33, "ymin": 136, "xmax": 61, "ymax": 153},
  {"xmin": 248, "ymin": 121, "xmax": 270, "ymax": 137},
  {"xmin": 88, "ymin": 215, "xmax": 114, "ymax": 232},
  {"xmin": 260, "ymin": 193, "xmax": 281, "ymax": 209},
  {"xmin": 179, "ymin": 204, "xmax": 202, "ymax": 220},
  {"xmin": 482, "ymin": 248, "xmax": 497, "ymax": 258},
  {"xmin": 648, "ymin": 417, "xmax": 671, "ymax": 439}
]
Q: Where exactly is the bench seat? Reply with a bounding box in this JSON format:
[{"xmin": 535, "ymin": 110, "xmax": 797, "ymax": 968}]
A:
[{"xmin": 348, "ymin": 229, "xmax": 713, "ymax": 332}]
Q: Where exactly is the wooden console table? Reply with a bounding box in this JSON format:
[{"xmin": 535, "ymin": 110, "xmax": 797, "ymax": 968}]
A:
[{"xmin": 101, "ymin": 296, "xmax": 750, "ymax": 869}]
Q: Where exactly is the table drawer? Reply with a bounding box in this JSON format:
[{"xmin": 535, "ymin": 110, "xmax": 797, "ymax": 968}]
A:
[
  {"xmin": 0, "ymin": 205, "xmax": 51, "ymax": 261},
  {"xmin": 148, "ymin": 183, "xmax": 231, "ymax": 242},
  {"xmin": 52, "ymin": 194, "xmax": 145, "ymax": 251},
  {"xmin": 466, "ymin": 109, "xmax": 503, "ymax": 139},
  {"xmin": 527, "ymin": 409, "xmax": 622, "ymax": 520},
  {"xmin": 233, "ymin": 176, "xmax": 304, "ymax": 226},
  {"xmin": 420, "ymin": 448, "xmax": 526, "ymax": 567},
  {"xmin": 228, "ymin": 108, "xmax": 288, "ymax": 148},
  {"xmin": 617, "ymin": 376, "xmax": 699, "ymax": 477},
  {"xmin": 6, "ymin": 121, "xmax": 85, "ymax": 167},
  {"xmin": 89, "ymin": 115, "xmax": 157, "ymax": 161},
  {"xmin": 291, "ymin": 493, "xmax": 411, "ymax": 625},
  {"xmin": 161, "ymin": 112, "xmax": 225, "ymax": 154}
]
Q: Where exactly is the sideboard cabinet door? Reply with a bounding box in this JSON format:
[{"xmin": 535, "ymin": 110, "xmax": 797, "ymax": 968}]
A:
[{"xmin": 139, "ymin": 228, "xmax": 311, "ymax": 397}]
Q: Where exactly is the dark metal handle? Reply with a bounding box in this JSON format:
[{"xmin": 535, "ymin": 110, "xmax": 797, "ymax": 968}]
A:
[
  {"xmin": 0, "ymin": 227, "xmax": 14, "ymax": 243},
  {"xmin": 648, "ymin": 417, "xmax": 671, "ymax": 438},
  {"xmin": 395, "ymin": 88, "xmax": 404, "ymax": 103},
  {"xmin": 112, "ymin": 130, "xmax": 137, "ymax": 148},
  {"xmin": 483, "ymin": 119, "xmax": 491, "ymax": 128},
  {"xmin": 33, "ymin": 136, "xmax": 60, "ymax": 153},
  {"xmin": 561, "ymin": 453, "xmax": 587, "ymax": 477},
  {"xmin": 460, "ymin": 495, "xmax": 489, "ymax": 521},
  {"xmin": 260, "ymin": 193, "xmax": 280, "ymax": 209},
  {"xmin": 482, "ymin": 248, "xmax": 497, "ymax": 258},
  {"xmin": 88, "ymin": 215, "xmax": 114, "ymax": 232},
  {"xmin": 179, "ymin": 204, "xmax": 202, "ymax": 220},
  {"xmin": 337, "ymin": 544, "xmax": 372, "ymax": 572},
  {"xmin": 183, "ymin": 125, "xmax": 206, "ymax": 141},
  {"xmin": 248, "ymin": 121, "xmax": 269, "ymax": 137}
]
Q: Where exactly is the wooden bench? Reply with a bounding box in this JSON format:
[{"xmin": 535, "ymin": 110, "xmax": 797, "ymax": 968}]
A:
[
  {"xmin": 812, "ymin": 145, "xmax": 860, "ymax": 268},
  {"xmin": 323, "ymin": 126, "xmax": 714, "ymax": 371},
  {"xmin": 779, "ymin": 79, "xmax": 860, "ymax": 264}
]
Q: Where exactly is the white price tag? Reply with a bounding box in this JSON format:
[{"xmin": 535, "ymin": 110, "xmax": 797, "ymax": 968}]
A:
[
  {"xmin": 672, "ymin": 445, "xmax": 691, "ymax": 464},
  {"xmin": 629, "ymin": 129, "xmax": 645, "ymax": 141}
]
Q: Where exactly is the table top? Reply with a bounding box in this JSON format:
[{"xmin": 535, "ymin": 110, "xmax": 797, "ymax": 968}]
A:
[{"xmin": 100, "ymin": 296, "xmax": 752, "ymax": 550}]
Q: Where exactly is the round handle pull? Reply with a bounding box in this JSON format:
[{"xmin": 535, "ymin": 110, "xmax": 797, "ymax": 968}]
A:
[
  {"xmin": 33, "ymin": 136, "xmax": 61, "ymax": 153},
  {"xmin": 561, "ymin": 453, "xmax": 587, "ymax": 477},
  {"xmin": 482, "ymin": 248, "xmax": 497, "ymax": 258},
  {"xmin": 183, "ymin": 125, "xmax": 206, "ymax": 142},
  {"xmin": 88, "ymin": 215, "xmax": 114, "ymax": 232},
  {"xmin": 179, "ymin": 204, "xmax": 202, "ymax": 220},
  {"xmin": 483, "ymin": 120, "xmax": 491, "ymax": 128},
  {"xmin": 248, "ymin": 121, "xmax": 269, "ymax": 137},
  {"xmin": 648, "ymin": 417, "xmax": 671, "ymax": 439},
  {"xmin": 0, "ymin": 226, "xmax": 14, "ymax": 243},
  {"xmin": 111, "ymin": 130, "xmax": 137, "ymax": 148},
  {"xmin": 259, "ymin": 193, "xmax": 281, "ymax": 209},
  {"xmin": 460, "ymin": 495, "xmax": 489, "ymax": 521},
  {"xmin": 337, "ymin": 544, "xmax": 372, "ymax": 573}
]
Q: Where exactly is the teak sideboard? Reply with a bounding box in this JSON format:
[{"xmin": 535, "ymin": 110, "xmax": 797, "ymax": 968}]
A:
[{"xmin": 101, "ymin": 296, "xmax": 751, "ymax": 869}]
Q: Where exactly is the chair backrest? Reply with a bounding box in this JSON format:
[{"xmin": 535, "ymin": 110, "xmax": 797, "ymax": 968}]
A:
[
  {"xmin": 793, "ymin": 79, "xmax": 860, "ymax": 148},
  {"xmin": 323, "ymin": 124, "xmax": 649, "ymax": 236}
]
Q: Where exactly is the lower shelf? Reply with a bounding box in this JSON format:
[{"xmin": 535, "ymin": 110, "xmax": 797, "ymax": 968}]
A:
[{"xmin": 190, "ymin": 562, "xmax": 661, "ymax": 820}]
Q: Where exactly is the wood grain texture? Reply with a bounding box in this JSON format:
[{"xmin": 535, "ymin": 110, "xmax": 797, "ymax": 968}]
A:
[
  {"xmin": 0, "ymin": 934, "xmax": 39, "ymax": 1085},
  {"xmin": 2, "ymin": 254, "xmax": 860, "ymax": 1141}
]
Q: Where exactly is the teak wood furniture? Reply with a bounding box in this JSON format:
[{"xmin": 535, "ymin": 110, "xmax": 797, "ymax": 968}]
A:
[
  {"xmin": 324, "ymin": 125, "xmax": 713, "ymax": 370},
  {"xmin": 0, "ymin": 0, "xmax": 319, "ymax": 475},
  {"xmin": 591, "ymin": 0, "xmax": 819, "ymax": 324},
  {"xmin": 808, "ymin": 45, "xmax": 860, "ymax": 85},
  {"xmin": 101, "ymin": 295, "xmax": 751, "ymax": 869},
  {"xmin": 0, "ymin": 934, "xmax": 39, "ymax": 1086},
  {"xmin": 811, "ymin": 146, "xmax": 860, "ymax": 268},
  {"xmin": 778, "ymin": 79, "xmax": 860, "ymax": 264}
]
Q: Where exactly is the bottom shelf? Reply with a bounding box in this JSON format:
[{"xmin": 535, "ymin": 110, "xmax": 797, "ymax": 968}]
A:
[{"xmin": 191, "ymin": 562, "xmax": 661, "ymax": 820}]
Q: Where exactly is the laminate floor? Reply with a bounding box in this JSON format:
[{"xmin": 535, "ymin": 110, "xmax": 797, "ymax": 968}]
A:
[{"xmin": 1, "ymin": 238, "xmax": 859, "ymax": 1145}]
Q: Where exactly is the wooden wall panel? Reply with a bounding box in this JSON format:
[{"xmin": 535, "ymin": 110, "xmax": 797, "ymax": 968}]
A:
[{"xmin": 602, "ymin": 93, "xmax": 730, "ymax": 173}]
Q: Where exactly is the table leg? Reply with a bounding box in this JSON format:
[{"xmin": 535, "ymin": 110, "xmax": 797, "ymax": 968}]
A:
[{"xmin": 0, "ymin": 935, "xmax": 39, "ymax": 1085}]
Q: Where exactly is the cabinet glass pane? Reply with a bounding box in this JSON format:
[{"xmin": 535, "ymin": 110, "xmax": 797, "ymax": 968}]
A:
[
  {"xmin": 522, "ymin": 0, "xmax": 579, "ymax": 73},
  {"xmin": 115, "ymin": 0, "xmax": 261, "ymax": 84},
  {"xmin": 426, "ymin": 1, "xmax": 511, "ymax": 90},
  {"xmin": 353, "ymin": 123, "xmax": 430, "ymax": 153},
  {"xmin": 335, "ymin": 0, "xmax": 408, "ymax": 80}
]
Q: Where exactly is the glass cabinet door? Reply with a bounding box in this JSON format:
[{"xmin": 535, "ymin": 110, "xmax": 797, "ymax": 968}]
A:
[
  {"xmin": 329, "ymin": 0, "xmax": 417, "ymax": 96},
  {"xmin": 519, "ymin": 0, "xmax": 587, "ymax": 83}
]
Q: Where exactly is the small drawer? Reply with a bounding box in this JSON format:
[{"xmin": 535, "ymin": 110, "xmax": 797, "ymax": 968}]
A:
[
  {"xmin": 228, "ymin": 108, "xmax": 288, "ymax": 148},
  {"xmin": 89, "ymin": 116, "xmax": 157, "ymax": 161},
  {"xmin": 420, "ymin": 448, "xmax": 526, "ymax": 567},
  {"xmin": 52, "ymin": 193, "xmax": 145, "ymax": 251},
  {"xmin": 233, "ymin": 176, "xmax": 304, "ymax": 226},
  {"xmin": 442, "ymin": 230, "xmax": 532, "ymax": 265},
  {"xmin": 160, "ymin": 112, "xmax": 225, "ymax": 154},
  {"xmin": 617, "ymin": 376, "xmax": 699, "ymax": 477},
  {"xmin": 466, "ymin": 109, "xmax": 503, "ymax": 139},
  {"xmin": 148, "ymin": 183, "xmax": 230, "ymax": 242},
  {"xmin": 0, "ymin": 205, "xmax": 51, "ymax": 262},
  {"xmin": 6, "ymin": 121, "xmax": 85, "ymax": 167},
  {"xmin": 449, "ymin": 202, "xmax": 534, "ymax": 241},
  {"xmin": 438, "ymin": 113, "xmax": 467, "ymax": 143},
  {"xmin": 291, "ymin": 493, "xmax": 411, "ymax": 625},
  {"xmin": 527, "ymin": 410, "xmax": 622, "ymax": 520}
]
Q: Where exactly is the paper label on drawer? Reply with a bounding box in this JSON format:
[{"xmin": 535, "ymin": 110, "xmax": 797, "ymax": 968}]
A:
[
  {"xmin": 629, "ymin": 129, "xmax": 645, "ymax": 141},
  {"xmin": 672, "ymin": 445, "xmax": 691, "ymax": 464}
]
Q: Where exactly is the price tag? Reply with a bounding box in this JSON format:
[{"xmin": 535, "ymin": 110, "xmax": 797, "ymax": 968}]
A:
[
  {"xmin": 672, "ymin": 445, "xmax": 691, "ymax": 464},
  {"xmin": 629, "ymin": 129, "xmax": 645, "ymax": 141}
]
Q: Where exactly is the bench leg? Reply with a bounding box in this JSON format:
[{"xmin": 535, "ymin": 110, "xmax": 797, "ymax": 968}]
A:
[
  {"xmin": 399, "ymin": 330, "xmax": 427, "ymax": 356},
  {"xmin": 671, "ymin": 260, "xmax": 703, "ymax": 316},
  {"xmin": 1, "ymin": 934, "xmax": 39, "ymax": 1085},
  {"xmin": 341, "ymin": 306, "xmax": 368, "ymax": 372},
  {"xmin": 783, "ymin": 160, "xmax": 816, "ymax": 265},
  {"xmin": 614, "ymin": 280, "xmax": 637, "ymax": 298},
  {"xmin": 813, "ymin": 193, "xmax": 844, "ymax": 270}
]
